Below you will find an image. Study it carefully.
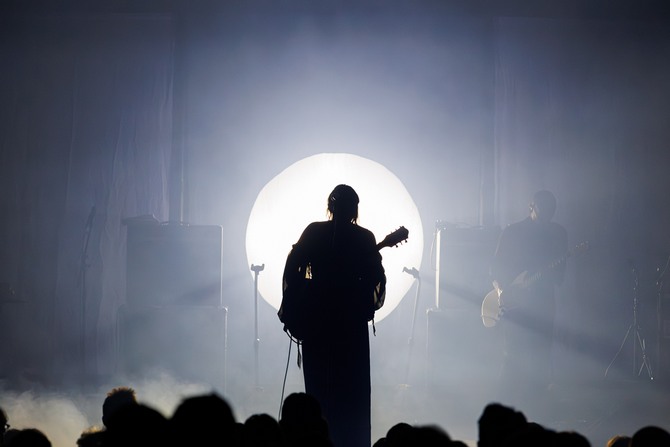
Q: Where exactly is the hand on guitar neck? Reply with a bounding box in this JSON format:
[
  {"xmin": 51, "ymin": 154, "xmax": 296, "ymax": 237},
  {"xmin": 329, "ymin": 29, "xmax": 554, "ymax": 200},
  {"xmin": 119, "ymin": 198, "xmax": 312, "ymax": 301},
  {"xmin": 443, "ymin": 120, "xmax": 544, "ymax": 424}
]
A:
[{"xmin": 481, "ymin": 241, "xmax": 590, "ymax": 328}]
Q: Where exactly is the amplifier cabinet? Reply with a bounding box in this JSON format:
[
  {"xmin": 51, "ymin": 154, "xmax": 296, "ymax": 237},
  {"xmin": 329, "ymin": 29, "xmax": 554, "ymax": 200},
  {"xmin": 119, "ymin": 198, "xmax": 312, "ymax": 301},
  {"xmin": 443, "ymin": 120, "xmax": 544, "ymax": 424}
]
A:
[{"xmin": 126, "ymin": 223, "xmax": 223, "ymax": 308}]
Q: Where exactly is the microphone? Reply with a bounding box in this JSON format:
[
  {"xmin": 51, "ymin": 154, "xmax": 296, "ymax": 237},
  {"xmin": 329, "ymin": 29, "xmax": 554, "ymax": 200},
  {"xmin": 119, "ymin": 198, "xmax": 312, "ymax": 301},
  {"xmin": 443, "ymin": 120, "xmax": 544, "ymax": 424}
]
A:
[
  {"xmin": 85, "ymin": 206, "xmax": 96, "ymax": 233},
  {"xmin": 403, "ymin": 267, "xmax": 420, "ymax": 279},
  {"xmin": 435, "ymin": 220, "xmax": 454, "ymax": 230},
  {"xmin": 250, "ymin": 264, "xmax": 265, "ymax": 273},
  {"xmin": 656, "ymin": 254, "xmax": 670, "ymax": 284}
]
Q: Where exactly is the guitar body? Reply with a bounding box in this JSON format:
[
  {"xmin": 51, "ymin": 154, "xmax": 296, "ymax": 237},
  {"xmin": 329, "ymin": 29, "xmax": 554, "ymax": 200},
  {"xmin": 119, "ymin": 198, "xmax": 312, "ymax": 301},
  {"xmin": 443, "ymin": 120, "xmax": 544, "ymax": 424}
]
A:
[
  {"xmin": 498, "ymin": 271, "xmax": 533, "ymax": 310},
  {"xmin": 480, "ymin": 241, "xmax": 589, "ymax": 328},
  {"xmin": 480, "ymin": 271, "xmax": 529, "ymax": 328},
  {"xmin": 481, "ymin": 288, "xmax": 501, "ymax": 328},
  {"xmin": 280, "ymin": 226, "xmax": 408, "ymax": 342}
]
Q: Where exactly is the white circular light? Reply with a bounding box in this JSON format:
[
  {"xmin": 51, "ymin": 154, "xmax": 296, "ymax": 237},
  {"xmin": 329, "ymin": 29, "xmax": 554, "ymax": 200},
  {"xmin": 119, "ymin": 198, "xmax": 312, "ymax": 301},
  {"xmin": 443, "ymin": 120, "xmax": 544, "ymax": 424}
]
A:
[{"xmin": 245, "ymin": 153, "xmax": 423, "ymax": 322}]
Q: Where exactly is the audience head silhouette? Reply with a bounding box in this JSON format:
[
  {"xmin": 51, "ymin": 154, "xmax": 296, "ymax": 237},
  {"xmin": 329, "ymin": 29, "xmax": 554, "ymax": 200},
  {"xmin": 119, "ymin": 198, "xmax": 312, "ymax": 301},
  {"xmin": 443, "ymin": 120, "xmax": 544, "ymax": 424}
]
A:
[
  {"xmin": 630, "ymin": 425, "xmax": 670, "ymax": 447},
  {"xmin": 383, "ymin": 422, "xmax": 414, "ymax": 447},
  {"xmin": 102, "ymin": 386, "xmax": 138, "ymax": 429},
  {"xmin": 555, "ymin": 430, "xmax": 591, "ymax": 447},
  {"xmin": 413, "ymin": 424, "xmax": 452, "ymax": 446},
  {"xmin": 76, "ymin": 426, "xmax": 105, "ymax": 447},
  {"xmin": 4, "ymin": 428, "xmax": 51, "ymax": 447},
  {"xmin": 104, "ymin": 402, "xmax": 169, "ymax": 447},
  {"xmin": 607, "ymin": 434, "xmax": 632, "ymax": 447},
  {"xmin": 243, "ymin": 413, "xmax": 284, "ymax": 447},
  {"xmin": 279, "ymin": 392, "xmax": 330, "ymax": 445},
  {"xmin": 170, "ymin": 392, "xmax": 239, "ymax": 446},
  {"xmin": 0, "ymin": 406, "xmax": 8, "ymax": 447},
  {"xmin": 477, "ymin": 402, "xmax": 528, "ymax": 447}
]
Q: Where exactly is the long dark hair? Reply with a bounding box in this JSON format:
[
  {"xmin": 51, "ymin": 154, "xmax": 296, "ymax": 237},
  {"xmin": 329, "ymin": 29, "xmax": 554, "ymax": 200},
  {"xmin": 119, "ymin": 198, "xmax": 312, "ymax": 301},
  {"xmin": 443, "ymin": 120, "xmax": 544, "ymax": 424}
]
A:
[{"xmin": 327, "ymin": 184, "xmax": 359, "ymax": 224}]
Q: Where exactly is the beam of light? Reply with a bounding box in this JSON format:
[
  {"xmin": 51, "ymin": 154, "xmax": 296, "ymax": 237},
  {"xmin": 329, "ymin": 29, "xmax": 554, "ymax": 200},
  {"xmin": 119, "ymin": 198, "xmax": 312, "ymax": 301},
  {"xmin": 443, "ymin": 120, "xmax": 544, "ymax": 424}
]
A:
[{"xmin": 245, "ymin": 153, "xmax": 423, "ymax": 322}]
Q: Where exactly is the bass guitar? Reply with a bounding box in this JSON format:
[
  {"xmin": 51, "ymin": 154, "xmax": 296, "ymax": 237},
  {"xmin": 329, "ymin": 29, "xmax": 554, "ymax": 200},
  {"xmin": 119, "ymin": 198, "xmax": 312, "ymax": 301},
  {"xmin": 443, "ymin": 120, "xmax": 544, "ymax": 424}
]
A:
[{"xmin": 481, "ymin": 241, "xmax": 589, "ymax": 328}]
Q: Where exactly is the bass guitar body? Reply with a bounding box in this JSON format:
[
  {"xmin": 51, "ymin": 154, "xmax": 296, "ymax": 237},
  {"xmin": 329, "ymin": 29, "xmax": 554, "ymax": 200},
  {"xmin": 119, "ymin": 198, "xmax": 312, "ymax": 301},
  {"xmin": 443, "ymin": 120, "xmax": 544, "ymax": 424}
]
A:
[
  {"xmin": 481, "ymin": 288, "xmax": 501, "ymax": 328},
  {"xmin": 480, "ymin": 241, "xmax": 589, "ymax": 328},
  {"xmin": 480, "ymin": 272, "xmax": 532, "ymax": 328}
]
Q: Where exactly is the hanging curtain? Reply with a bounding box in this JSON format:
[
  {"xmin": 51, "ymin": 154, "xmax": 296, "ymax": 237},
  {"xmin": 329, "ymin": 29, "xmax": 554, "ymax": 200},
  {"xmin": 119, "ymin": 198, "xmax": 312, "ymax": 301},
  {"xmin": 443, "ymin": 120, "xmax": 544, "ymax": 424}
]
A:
[{"xmin": 0, "ymin": 13, "xmax": 175, "ymax": 380}]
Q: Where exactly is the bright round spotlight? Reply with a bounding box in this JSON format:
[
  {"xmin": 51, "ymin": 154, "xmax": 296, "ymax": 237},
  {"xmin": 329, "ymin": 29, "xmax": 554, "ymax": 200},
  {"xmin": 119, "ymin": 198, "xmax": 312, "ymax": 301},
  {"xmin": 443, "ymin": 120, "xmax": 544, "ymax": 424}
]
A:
[{"xmin": 245, "ymin": 153, "xmax": 423, "ymax": 322}]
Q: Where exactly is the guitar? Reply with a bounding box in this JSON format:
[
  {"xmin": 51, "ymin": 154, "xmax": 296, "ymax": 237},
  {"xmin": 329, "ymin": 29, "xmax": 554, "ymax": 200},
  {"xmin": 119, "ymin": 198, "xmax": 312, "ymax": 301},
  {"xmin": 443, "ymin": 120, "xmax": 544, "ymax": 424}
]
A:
[
  {"xmin": 279, "ymin": 225, "xmax": 408, "ymax": 342},
  {"xmin": 377, "ymin": 226, "xmax": 409, "ymax": 250},
  {"xmin": 481, "ymin": 241, "xmax": 589, "ymax": 328}
]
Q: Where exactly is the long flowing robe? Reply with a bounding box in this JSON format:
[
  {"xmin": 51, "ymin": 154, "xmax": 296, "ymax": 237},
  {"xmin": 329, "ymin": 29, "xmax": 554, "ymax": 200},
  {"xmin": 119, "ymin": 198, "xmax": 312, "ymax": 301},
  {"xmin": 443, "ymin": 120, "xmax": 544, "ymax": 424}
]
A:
[{"xmin": 282, "ymin": 220, "xmax": 386, "ymax": 447}]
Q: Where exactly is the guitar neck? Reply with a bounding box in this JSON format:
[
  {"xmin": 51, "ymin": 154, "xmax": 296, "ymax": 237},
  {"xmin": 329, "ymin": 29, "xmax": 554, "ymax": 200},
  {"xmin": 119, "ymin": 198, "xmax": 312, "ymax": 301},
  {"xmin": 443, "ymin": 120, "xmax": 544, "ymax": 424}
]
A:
[
  {"xmin": 508, "ymin": 242, "xmax": 588, "ymax": 290},
  {"xmin": 524, "ymin": 256, "xmax": 566, "ymax": 287}
]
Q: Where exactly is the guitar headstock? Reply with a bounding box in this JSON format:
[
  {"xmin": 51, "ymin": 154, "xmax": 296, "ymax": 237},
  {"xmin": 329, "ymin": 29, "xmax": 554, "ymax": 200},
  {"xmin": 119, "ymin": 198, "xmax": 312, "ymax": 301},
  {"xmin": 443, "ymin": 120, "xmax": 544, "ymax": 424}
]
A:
[{"xmin": 379, "ymin": 226, "xmax": 409, "ymax": 249}]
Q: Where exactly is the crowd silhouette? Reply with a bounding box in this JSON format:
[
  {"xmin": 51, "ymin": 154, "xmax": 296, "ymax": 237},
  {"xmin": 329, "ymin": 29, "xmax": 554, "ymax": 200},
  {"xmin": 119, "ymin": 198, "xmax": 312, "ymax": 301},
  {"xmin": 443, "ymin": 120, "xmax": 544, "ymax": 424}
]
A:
[{"xmin": 1, "ymin": 386, "xmax": 668, "ymax": 447}]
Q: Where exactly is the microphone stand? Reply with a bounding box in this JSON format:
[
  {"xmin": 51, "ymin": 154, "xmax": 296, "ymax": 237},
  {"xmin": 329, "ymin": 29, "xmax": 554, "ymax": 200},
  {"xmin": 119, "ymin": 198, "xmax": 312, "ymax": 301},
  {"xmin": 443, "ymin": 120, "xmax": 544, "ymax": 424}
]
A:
[
  {"xmin": 605, "ymin": 260, "xmax": 653, "ymax": 379},
  {"xmin": 250, "ymin": 263, "xmax": 264, "ymax": 391},
  {"xmin": 402, "ymin": 267, "xmax": 421, "ymax": 387},
  {"xmin": 655, "ymin": 254, "xmax": 670, "ymax": 379}
]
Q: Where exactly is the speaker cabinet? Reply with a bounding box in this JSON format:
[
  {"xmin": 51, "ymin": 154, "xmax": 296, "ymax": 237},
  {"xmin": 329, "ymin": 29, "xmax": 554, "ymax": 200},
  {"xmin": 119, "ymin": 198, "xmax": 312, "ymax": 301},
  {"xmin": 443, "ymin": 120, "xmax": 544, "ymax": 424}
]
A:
[
  {"xmin": 118, "ymin": 305, "xmax": 227, "ymax": 387},
  {"xmin": 435, "ymin": 225, "xmax": 500, "ymax": 309},
  {"xmin": 425, "ymin": 308, "xmax": 503, "ymax": 386},
  {"xmin": 123, "ymin": 223, "xmax": 226, "ymax": 386},
  {"xmin": 427, "ymin": 226, "xmax": 502, "ymax": 394},
  {"xmin": 126, "ymin": 223, "xmax": 223, "ymax": 308}
]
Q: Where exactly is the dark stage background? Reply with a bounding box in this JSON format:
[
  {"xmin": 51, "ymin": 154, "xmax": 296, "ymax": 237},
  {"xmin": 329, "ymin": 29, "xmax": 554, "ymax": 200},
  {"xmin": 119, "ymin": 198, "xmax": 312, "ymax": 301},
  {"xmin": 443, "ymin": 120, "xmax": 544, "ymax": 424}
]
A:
[{"xmin": 1, "ymin": 1, "xmax": 670, "ymax": 445}]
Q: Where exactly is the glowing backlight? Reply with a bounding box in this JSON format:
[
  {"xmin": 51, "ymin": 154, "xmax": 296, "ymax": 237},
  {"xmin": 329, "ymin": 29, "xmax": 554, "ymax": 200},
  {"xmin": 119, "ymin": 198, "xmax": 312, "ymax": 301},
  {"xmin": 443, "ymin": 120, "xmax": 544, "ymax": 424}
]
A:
[{"xmin": 245, "ymin": 153, "xmax": 423, "ymax": 322}]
